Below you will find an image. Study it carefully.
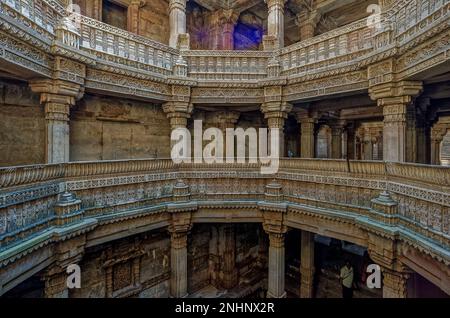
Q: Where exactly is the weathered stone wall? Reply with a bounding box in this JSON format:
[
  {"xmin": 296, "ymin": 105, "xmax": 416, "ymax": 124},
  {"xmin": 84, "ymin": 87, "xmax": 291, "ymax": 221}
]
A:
[
  {"xmin": 71, "ymin": 230, "xmax": 170, "ymax": 298},
  {"xmin": 187, "ymin": 225, "xmax": 211, "ymax": 293},
  {"xmin": 0, "ymin": 80, "xmax": 44, "ymax": 167},
  {"xmin": 70, "ymin": 95, "xmax": 171, "ymax": 161},
  {"xmin": 236, "ymin": 224, "xmax": 260, "ymax": 278},
  {"xmin": 138, "ymin": 0, "xmax": 170, "ymax": 45}
]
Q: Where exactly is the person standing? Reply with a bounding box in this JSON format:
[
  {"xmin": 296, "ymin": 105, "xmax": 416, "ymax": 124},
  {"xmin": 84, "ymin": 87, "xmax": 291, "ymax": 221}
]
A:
[{"xmin": 340, "ymin": 260, "xmax": 354, "ymax": 299}]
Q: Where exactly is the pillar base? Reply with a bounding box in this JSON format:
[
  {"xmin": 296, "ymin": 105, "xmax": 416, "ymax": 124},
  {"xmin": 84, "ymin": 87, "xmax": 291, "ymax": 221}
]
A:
[{"xmin": 267, "ymin": 291, "xmax": 287, "ymax": 298}]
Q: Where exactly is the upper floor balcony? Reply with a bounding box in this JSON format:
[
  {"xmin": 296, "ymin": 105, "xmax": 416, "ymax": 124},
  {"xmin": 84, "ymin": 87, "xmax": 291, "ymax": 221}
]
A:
[{"xmin": 0, "ymin": 0, "xmax": 448, "ymax": 89}]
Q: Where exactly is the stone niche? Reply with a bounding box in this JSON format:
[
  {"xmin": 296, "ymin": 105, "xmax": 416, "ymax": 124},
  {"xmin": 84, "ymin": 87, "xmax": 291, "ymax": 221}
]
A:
[
  {"xmin": 188, "ymin": 223, "xmax": 265, "ymax": 295},
  {"xmin": 0, "ymin": 80, "xmax": 44, "ymax": 167},
  {"xmin": 70, "ymin": 229, "xmax": 171, "ymax": 298},
  {"xmin": 70, "ymin": 94, "xmax": 171, "ymax": 161}
]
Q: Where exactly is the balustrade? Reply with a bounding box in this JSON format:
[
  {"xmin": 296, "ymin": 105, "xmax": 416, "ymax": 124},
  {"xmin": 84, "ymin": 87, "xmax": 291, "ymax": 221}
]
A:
[
  {"xmin": 1, "ymin": 0, "xmax": 449, "ymax": 82},
  {"xmin": 0, "ymin": 0, "xmax": 64, "ymax": 40},
  {"xmin": 78, "ymin": 15, "xmax": 178, "ymax": 75},
  {"xmin": 0, "ymin": 159, "xmax": 448, "ymax": 254},
  {"xmin": 184, "ymin": 51, "xmax": 270, "ymax": 81},
  {"xmin": 278, "ymin": 19, "xmax": 376, "ymax": 77}
]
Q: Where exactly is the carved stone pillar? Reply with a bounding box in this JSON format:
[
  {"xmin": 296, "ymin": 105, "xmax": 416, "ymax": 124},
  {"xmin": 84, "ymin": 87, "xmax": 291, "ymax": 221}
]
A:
[
  {"xmin": 169, "ymin": 0, "xmax": 187, "ymax": 48},
  {"xmin": 43, "ymin": 269, "xmax": 69, "ymax": 298},
  {"xmin": 265, "ymin": 0, "xmax": 287, "ymax": 48},
  {"xmin": 382, "ymin": 268, "xmax": 410, "ymax": 298},
  {"xmin": 330, "ymin": 121, "xmax": 345, "ymax": 159},
  {"xmin": 163, "ymin": 85, "xmax": 193, "ymax": 130},
  {"xmin": 262, "ymin": 181, "xmax": 286, "ymax": 298},
  {"xmin": 300, "ymin": 231, "xmax": 315, "ymax": 298},
  {"xmin": 262, "ymin": 101, "xmax": 292, "ymax": 157},
  {"xmin": 42, "ymin": 235, "xmax": 86, "ymax": 298},
  {"xmin": 296, "ymin": 11, "xmax": 320, "ymax": 41},
  {"xmin": 210, "ymin": 9, "xmax": 239, "ymax": 50},
  {"xmin": 430, "ymin": 121, "xmax": 448, "ymax": 165},
  {"xmin": 296, "ymin": 111, "xmax": 316, "ymax": 158},
  {"xmin": 369, "ymin": 81, "xmax": 423, "ymax": 162},
  {"xmin": 266, "ymin": 231, "xmax": 286, "ymax": 298},
  {"xmin": 169, "ymin": 227, "xmax": 190, "ymax": 298},
  {"xmin": 127, "ymin": 1, "xmax": 146, "ymax": 34},
  {"xmin": 30, "ymin": 80, "xmax": 82, "ymax": 164},
  {"xmin": 221, "ymin": 225, "xmax": 238, "ymax": 289},
  {"xmin": 416, "ymin": 98, "xmax": 430, "ymax": 164}
]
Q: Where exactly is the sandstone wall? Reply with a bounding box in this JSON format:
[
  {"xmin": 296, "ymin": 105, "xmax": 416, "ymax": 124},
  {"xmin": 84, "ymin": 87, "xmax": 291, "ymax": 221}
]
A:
[
  {"xmin": 138, "ymin": 0, "xmax": 170, "ymax": 45},
  {"xmin": 70, "ymin": 95, "xmax": 171, "ymax": 161},
  {"xmin": 0, "ymin": 80, "xmax": 44, "ymax": 167}
]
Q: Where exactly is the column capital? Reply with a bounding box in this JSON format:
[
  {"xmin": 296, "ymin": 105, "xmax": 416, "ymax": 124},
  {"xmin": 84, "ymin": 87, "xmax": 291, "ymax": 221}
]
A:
[
  {"xmin": 163, "ymin": 101, "xmax": 193, "ymax": 129},
  {"xmin": 265, "ymin": 0, "xmax": 288, "ymax": 9},
  {"xmin": 369, "ymin": 80, "xmax": 423, "ymax": 102},
  {"xmin": 262, "ymin": 102, "xmax": 292, "ymax": 118},
  {"xmin": 168, "ymin": 0, "xmax": 186, "ymax": 12},
  {"xmin": 29, "ymin": 79, "xmax": 83, "ymax": 105}
]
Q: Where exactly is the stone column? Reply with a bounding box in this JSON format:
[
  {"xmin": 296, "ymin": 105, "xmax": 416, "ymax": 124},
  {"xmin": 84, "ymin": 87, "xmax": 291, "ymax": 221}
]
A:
[
  {"xmin": 296, "ymin": 112, "xmax": 316, "ymax": 158},
  {"xmin": 127, "ymin": 1, "xmax": 145, "ymax": 34},
  {"xmin": 300, "ymin": 231, "xmax": 315, "ymax": 298},
  {"xmin": 416, "ymin": 98, "xmax": 430, "ymax": 164},
  {"xmin": 262, "ymin": 102, "xmax": 292, "ymax": 158},
  {"xmin": 210, "ymin": 9, "xmax": 239, "ymax": 50},
  {"xmin": 330, "ymin": 121, "xmax": 345, "ymax": 159},
  {"xmin": 265, "ymin": 0, "xmax": 287, "ymax": 48},
  {"xmin": 296, "ymin": 11, "xmax": 320, "ymax": 41},
  {"xmin": 169, "ymin": 229, "xmax": 189, "ymax": 298},
  {"xmin": 382, "ymin": 268, "xmax": 410, "ymax": 298},
  {"xmin": 431, "ymin": 123, "xmax": 447, "ymax": 165},
  {"xmin": 267, "ymin": 232, "xmax": 286, "ymax": 298},
  {"xmin": 169, "ymin": 0, "xmax": 187, "ymax": 48},
  {"xmin": 43, "ymin": 270, "xmax": 69, "ymax": 298},
  {"xmin": 221, "ymin": 225, "xmax": 238, "ymax": 289},
  {"xmin": 369, "ymin": 81, "xmax": 423, "ymax": 162},
  {"xmin": 30, "ymin": 80, "xmax": 82, "ymax": 164}
]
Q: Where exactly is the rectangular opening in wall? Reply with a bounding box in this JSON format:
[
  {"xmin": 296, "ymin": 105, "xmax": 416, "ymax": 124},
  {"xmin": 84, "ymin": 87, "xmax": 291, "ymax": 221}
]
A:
[{"xmin": 102, "ymin": 0, "xmax": 127, "ymax": 30}]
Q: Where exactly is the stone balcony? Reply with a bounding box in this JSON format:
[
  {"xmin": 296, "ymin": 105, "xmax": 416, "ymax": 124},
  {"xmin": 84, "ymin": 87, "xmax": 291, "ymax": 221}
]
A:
[
  {"xmin": 0, "ymin": 159, "xmax": 449, "ymax": 296},
  {"xmin": 0, "ymin": 0, "xmax": 449, "ymax": 103}
]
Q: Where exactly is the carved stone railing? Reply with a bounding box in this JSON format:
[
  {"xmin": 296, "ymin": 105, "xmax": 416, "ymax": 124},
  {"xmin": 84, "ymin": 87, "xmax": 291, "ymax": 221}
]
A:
[
  {"xmin": 0, "ymin": 159, "xmax": 448, "ymax": 258},
  {"xmin": 278, "ymin": 19, "xmax": 376, "ymax": 78},
  {"xmin": 183, "ymin": 50, "xmax": 271, "ymax": 81},
  {"xmin": 388, "ymin": 0, "xmax": 450, "ymax": 46},
  {"xmin": 0, "ymin": 0, "xmax": 450, "ymax": 99},
  {"xmin": 78, "ymin": 15, "xmax": 178, "ymax": 76},
  {"xmin": 0, "ymin": 0, "xmax": 64, "ymax": 41}
]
